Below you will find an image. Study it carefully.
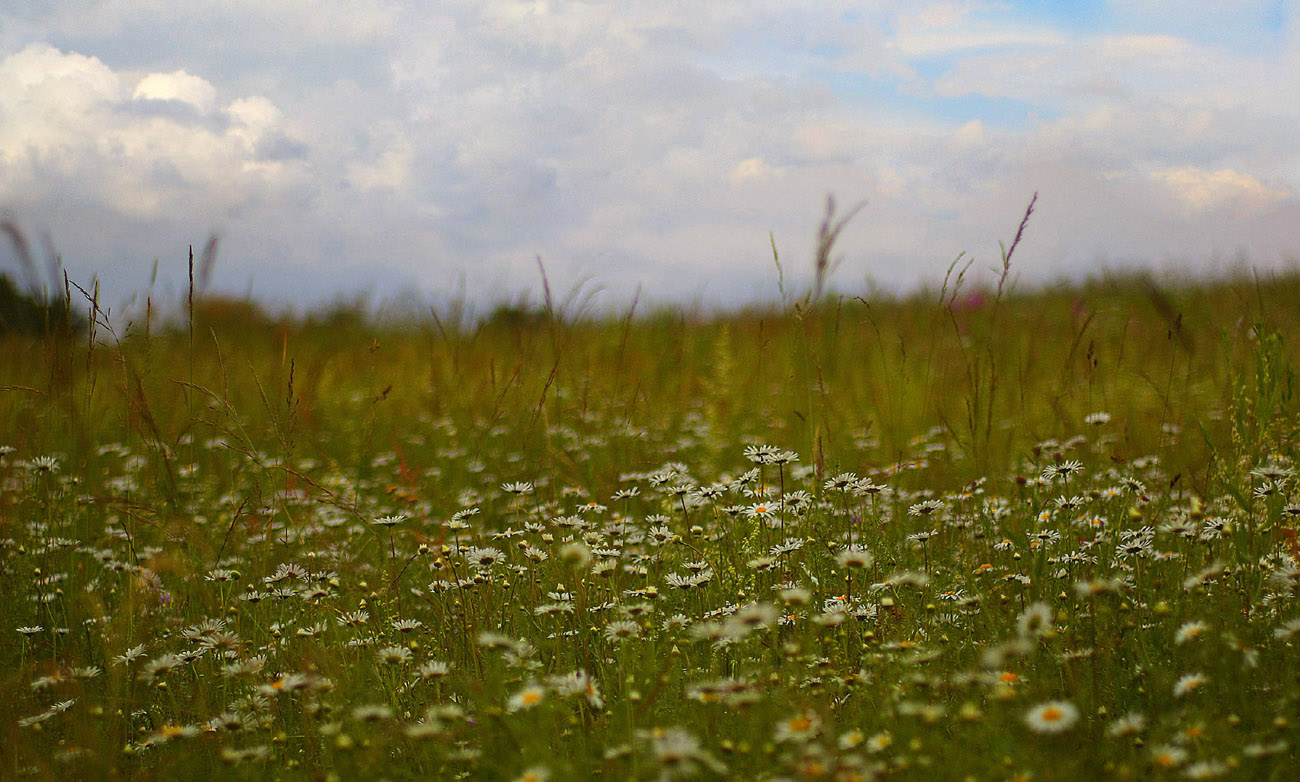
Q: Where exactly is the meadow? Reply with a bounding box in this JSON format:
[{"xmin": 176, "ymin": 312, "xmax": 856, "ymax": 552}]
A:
[{"xmin": 2, "ymin": 256, "xmax": 1300, "ymax": 780}]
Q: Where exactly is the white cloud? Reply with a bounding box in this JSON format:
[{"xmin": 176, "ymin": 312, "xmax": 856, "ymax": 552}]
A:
[
  {"xmin": 728, "ymin": 157, "xmax": 779, "ymax": 187},
  {"xmin": 0, "ymin": 44, "xmax": 304, "ymax": 221},
  {"xmin": 1, "ymin": 3, "xmax": 1298, "ymax": 311},
  {"xmin": 132, "ymin": 70, "xmax": 218, "ymax": 112},
  {"xmin": 1149, "ymin": 167, "xmax": 1291, "ymax": 213}
]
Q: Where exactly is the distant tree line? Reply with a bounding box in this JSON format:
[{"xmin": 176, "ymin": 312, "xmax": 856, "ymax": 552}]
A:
[{"xmin": 0, "ymin": 273, "xmax": 83, "ymax": 335}]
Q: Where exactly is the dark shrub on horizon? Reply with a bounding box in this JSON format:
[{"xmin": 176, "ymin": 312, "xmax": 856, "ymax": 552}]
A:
[{"xmin": 0, "ymin": 273, "xmax": 83, "ymax": 336}]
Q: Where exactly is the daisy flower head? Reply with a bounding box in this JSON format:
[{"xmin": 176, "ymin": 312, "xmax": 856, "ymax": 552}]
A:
[
  {"xmin": 835, "ymin": 546, "xmax": 874, "ymax": 570},
  {"xmin": 603, "ymin": 620, "xmax": 641, "ymax": 642},
  {"xmin": 417, "ymin": 660, "xmax": 450, "ymax": 680},
  {"xmin": 773, "ymin": 711, "xmax": 822, "ymax": 743},
  {"xmin": 513, "ymin": 767, "xmax": 550, "ymax": 782},
  {"xmin": 743, "ymin": 444, "xmax": 780, "ymax": 464},
  {"xmin": 376, "ymin": 645, "xmax": 412, "ymax": 665},
  {"xmin": 507, "ymin": 683, "xmax": 547, "ymax": 712},
  {"xmin": 1106, "ymin": 712, "xmax": 1146, "ymax": 738},
  {"xmin": 465, "ymin": 546, "xmax": 507, "ymax": 568},
  {"xmin": 907, "ymin": 499, "xmax": 945, "ymax": 517},
  {"xmin": 1173, "ymin": 672, "xmax": 1207, "ymax": 698},
  {"xmin": 1023, "ymin": 700, "xmax": 1079, "ymax": 734},
  {"xmin": 1150, "ymin": 745, "xmax": 1188, "ymax": 768},
  {"xmin": 1175, "ymin": 620, "xmax": 1209, "ymax": 645},
  {"xmin": 649, "ymin": 726, "xmax": 704, "ymax": 769},
  {"xmin": 1016, "ymin": 602, "xmax": 1055, "ymax": 638}
]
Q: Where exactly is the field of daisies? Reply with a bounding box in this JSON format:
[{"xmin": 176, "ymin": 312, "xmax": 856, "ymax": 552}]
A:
[{"xmin": 3, "ymin": 271, "xmax": 1300, "ymax": 781}]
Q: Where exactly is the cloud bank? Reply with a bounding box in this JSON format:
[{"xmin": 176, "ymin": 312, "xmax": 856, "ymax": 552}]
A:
[{"xmin": 2, "ymin": 1, "xmax": 1298, "ymax": 312}]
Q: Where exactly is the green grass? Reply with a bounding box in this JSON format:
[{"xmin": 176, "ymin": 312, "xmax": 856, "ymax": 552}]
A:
[{"xmin": 2, "ymin": 268, "xmax": 1300, "ymax": 780}]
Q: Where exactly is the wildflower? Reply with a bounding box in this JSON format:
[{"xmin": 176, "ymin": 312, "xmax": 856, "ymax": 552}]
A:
[
  {"xmin": 908, "ymin": 499, "xmax": 945, "ymax": 517},
  {"xmin": 745, "ymin": 502, "xmax": 777, "ymax": 520},
  {"xmin": 1016, "ymin": 602, "xmax": 1055, "ymax": 638},
  {"xmin": 535, "ymin": 601, "xmax": 574, "ymax": 616},
  {"xmin": 392, "ymin": 618, "xmax": 423, "ymax": 633},
  {"xmin": 142, "ymin": 653, "xmax": 185, "ymax": 683},
  {"xmin": 465, "ymin": 546, "xmax": 507, "ymax": 567},
  {"xmin": 770, "ymin": 537, "xmax": 804, "ymax": 556},
  {"xmin": 1183, "ymin": 560, "xmax": 1226, "ymax": 590},
  {"xmin": 824, "ymin": 472, "xmax": 859, "ymax": 491},
  {"xmin": 731, "ymin": 602, "xmax": 778, "ymax": 629},
  {"xmin": 222, "ymin": 657, "xmax": 266, "ymax": 678},
  {"xmin": 557, "ymin": 541, "xmax": 593, "ymax": 567},
  {"xmin": 376, "ymin": 645, "xmax": 412, "ymax": 665},
  {"xmin": 687, "ymin": 621, "xmax": 726, "ymax": 642},
  {"xmin": 259, "ymin": 673, "xmax": 312, "ymax": 695},
  {"xmin": 507, "ymin": 683, "xmax": 546, "ymax": 712},
  {"xmin": 1085, "ymin": 412, "xmax": 1111, "ymax": 425},
  {"xmin": 501, "ymin": 482, "xmax": 534, "ymax": 495},
  {"xmin": 880, "ymin": 570, "xmax": 929, "ymax": 589},
  {"xmin": 1056, "ymin": 460, "xmax": 1084, "ymax": 478},
  {"xmin": 220, "ymin": 745, "xmax": 271, "ymax": 764},
  {"xmin": 779, "ymin": 586, "xmax": 811, "ymax": 606},
  {"xmin": 769, "ymin": 450, "xmax": 798, "ymax": 465},
  {"xmin": 865, "ymin": 731, "xmax": 893, "ymax": 753},
  {"xmin": 838, "ymin": 728, "xmax": 865, "ymax": 750},
  {"xmin": 835, "ymin": 546, "xmax": 874, "ymax": 570},
  {"xmin": 513, "ymin": 767, "xmax": 550, "ymax": 782},
  {"xmin": 994, "ymin": 671, "xmax": 1023, "ymax": 687},
  {"xmin": 371, "ymin": 514, "xmax": 407, "ymax": 527},
  {"xmin": 147, "ymin": 723, "xmax": 202, "ymax": 744},
  {"xmin": 1175, "ymin": 620, "xmax": 1209, "ymax": 645},
  {"xmin": 417, "ymin": 660, "xmax": 450, "ymax": 680},
  {"xmin": 1074, "ymin": 578, "xmax": 1122, "ymax": 597},
  {"xmin": 1242, "ymin": 741, "xmax": 1288, "ymax": 758},
  {"xmin": 1173, "ymin": 672, "xmax": 1207, "ymax": 698},
  {"xmin": 1023, "ymin": 700, "xmax": 1079, "ymax": 733},
  {"xmin": 1273, "ymin": 616, "xmax": 1300, "ymax": 641},
  {"xmin": 1150, "ymin": 745, "xmax": 1188, "ymax": 768},
  {"xmin": 209, "ymin": 711, "xmax": 253, "ymax": 732},
  {"xmin": 1182, "ymin": 760, "xmax": 1229, "ymax": 779},
  {"xmin": 662, "ymin": 614, "xmax": 690, "ymax": 632},
  {"xmin": 352, "ymin": 704, "xmax": 393, "ymax": 722},
  {"xmin": 604, "ymin": 620, "xmax": 641, "ymax": 642},
  {"xmin": 1106, "ymin": 712, "xmax": 1146, "ymax": 737},
  {"xmin": 28, "ymin": 455, "xmax": 60, "ymax": 473},
  {"xmin": 649, "ymin": 726, "xmax": 720, "ymax": 773},
  {"xmin": 550, "ymin": 670, "xmax": 604, "ymax": 708},
  {"xmin": 908, "ymin": 530, "xmax": 937, "ymax": 544},
  {"xmin": 18, "ymin": 699, "xmax": 76, "ymax": 728},
  {"xmin": 338, "ymin": 610, "xmax": 369, "ymax": 627},
  {"xmin": 665, "ymin": 570, "xmax": 713, "ymax": 590},
  {"xmin": 773, "ymin": 711, "xmax": 822, "ymax": 743}
]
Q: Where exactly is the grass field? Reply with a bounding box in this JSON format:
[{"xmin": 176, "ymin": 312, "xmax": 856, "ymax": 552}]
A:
[{"xmin": 3, "ymin": 260, "xmax": 1300, "ymax": 780}]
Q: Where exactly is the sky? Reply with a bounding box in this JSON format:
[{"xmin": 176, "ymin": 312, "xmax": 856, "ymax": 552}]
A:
[{"xmin": 2, "ymin": 1, "xmax": 1298, "ymax": 315}]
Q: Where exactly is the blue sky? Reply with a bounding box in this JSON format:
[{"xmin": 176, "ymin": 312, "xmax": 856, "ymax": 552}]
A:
[{"xmin": 2, "ymin": 1, "xmax": 1298, "ymax": 315}]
